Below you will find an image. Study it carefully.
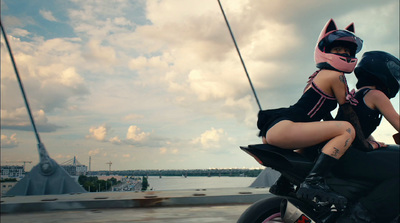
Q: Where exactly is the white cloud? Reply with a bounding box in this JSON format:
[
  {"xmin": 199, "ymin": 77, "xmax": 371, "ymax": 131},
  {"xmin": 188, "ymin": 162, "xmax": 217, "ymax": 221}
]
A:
[
  {"xmin": 1, "ymin": 133, "xmax": 19, "ymax": 148},
  {"xmin": 113, "ymin": 17, "xmax": 132, "ymax": 26},
  {"xmin": 159, "ymin": 147, "xmax": 167, "ymax": 154},
  {"xmin": 126, "ymin": 125, "xmax": 150, "ymax": 142},
  {"xmin": 129, "ymin": 56, "xmax": 169, "ymax": 71},
  {"xmin": 86, "ymin": 124, "xmax": 109, "ymax": 141},
  {"xmin": 146, "ymin": 0, "xmax": 216, "ymax": 26},
  {"xmin": 88, "ymin": 148, "xmax": 101, "ymax": 156},
  {"xmin": 0, "ymin": 108, "xmax": 61, "ymax": 132},
  {"xmin": 34, "ymin": 109, "xmax": 49, "ymax": 125},
  {"xmin": 1, "ymin": 108, "xmax": 31, "ymax": 127},
  {"xmin": 192, "ymin": 127, "xmax": 227, "ymax": 149},
  {"xmin": 1, "ymin": 35, "xmax": 89, "ymax": 114},
  {"xmin": 83, "ymin": 39, "xmax": 117, "ymax": 67},
  {"xmin": 10, "ymin": 28, "xmax": 30, "ymax": 37},
  {"xmin": 59, "ymin": 67, "xmax": 85, "ymax": 87},
  {"xmin": 39, "ymin": 10, "xmax": 57, "ymax": 22},
  {"xmin": 85, "ymin": 124, "xmax": 152, "ymax": 146},
  {"xmin": 222, "ymin": 95, "xmax": 257, "ymax": 127},
  {"xmin": 187, "ymin": 69, "xmax": 233, "ymax": 101},
  {"xmin": 109, "ymin": 136, "xmax": 122, "ymax": 145},
  {"xmin": 157, "ymin": 147, "xmax": 179, "ymax": 155},
  {"xmin": 122, "ymin": 154, "xmax": 131, "ymax": 158}
]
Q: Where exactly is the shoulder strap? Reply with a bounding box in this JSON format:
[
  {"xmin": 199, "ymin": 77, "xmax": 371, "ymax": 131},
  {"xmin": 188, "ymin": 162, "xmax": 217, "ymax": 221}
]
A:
[
  {"xmin": 304, "ymin": 70, "xmax": 321, "ymax": 93},
  {"xmin": 361, "ymin": 88, "xmax": 372, "ymax": 95}
]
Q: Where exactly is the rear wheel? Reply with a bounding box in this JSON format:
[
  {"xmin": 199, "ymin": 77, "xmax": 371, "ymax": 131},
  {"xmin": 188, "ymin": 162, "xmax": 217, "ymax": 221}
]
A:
[{"xmin": 237, "ymin": 196, "xmax": 284, "ymax": 223}]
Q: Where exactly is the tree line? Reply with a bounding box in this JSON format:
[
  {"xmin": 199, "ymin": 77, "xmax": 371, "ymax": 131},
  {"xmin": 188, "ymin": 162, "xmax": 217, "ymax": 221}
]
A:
[
  {"xmin": 90, "ymin": 168, "xmax": 263, "ymax": 177},
  {"xmin": 78, "ymin": 175, "xmax": 120, "ymax": 192}
]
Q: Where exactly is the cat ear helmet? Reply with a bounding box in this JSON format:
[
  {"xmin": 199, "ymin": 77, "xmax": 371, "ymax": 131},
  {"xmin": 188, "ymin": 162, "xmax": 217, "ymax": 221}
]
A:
[
  {"xmin": 355, "ymin": 51, "xmax": 400, "ymax": 98},
  {"xmin": 315, "ymin": 19, "xmax": 363, "ymax": 73}
]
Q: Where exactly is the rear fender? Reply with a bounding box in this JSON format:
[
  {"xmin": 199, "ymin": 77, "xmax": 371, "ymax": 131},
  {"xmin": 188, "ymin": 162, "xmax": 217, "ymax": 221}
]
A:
[{"xmin": 241, "ymin": 144, "xmax": 313, "ymax": 175}]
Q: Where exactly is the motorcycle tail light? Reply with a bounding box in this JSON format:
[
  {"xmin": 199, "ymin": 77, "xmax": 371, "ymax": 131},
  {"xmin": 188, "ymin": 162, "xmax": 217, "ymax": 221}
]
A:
[{"xmin": 243, "ymin": 150, "xmax": 264, "ymax": 165}]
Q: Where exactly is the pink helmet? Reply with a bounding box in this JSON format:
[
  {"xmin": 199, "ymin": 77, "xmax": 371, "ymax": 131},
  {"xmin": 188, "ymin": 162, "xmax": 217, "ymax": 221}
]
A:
[{"xmin": 315, "ymin": 19, "xmax": 363, "ymax": 73}]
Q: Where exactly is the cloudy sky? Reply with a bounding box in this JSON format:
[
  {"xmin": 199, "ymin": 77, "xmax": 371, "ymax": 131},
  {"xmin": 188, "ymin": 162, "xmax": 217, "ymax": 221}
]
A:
[{"xmin": 1, "ymin": 0, "xmax": 399, "ymax": 171}]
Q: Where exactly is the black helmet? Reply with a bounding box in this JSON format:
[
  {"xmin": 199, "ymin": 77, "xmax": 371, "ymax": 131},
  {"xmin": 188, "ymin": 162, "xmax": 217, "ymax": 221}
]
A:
[{"xmin": 355, "ymin": 51, "xmax": 400, "ymax": 98}]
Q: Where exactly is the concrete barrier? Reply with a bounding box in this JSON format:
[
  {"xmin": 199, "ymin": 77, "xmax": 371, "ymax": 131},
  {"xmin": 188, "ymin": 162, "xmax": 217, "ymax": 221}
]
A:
[{"xmin": 1, "ymin": 187, "xmax": 274, "ymax": 213}]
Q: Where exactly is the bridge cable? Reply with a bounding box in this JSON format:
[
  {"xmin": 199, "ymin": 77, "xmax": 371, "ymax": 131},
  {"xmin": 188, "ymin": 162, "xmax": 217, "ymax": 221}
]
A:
[
  {"xmin": 217, "ymin": 0, "xmax": 262, "ymax": 111},
  {"xmin": 0, "ymin": 20, "xmax": 42, "ymax": 144}
]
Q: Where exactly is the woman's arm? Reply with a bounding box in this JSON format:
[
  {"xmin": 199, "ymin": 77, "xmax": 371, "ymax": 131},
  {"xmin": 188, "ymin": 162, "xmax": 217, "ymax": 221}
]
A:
[
  {"xmin": 330, "ymin": 73, "xmax": 348, "ymax": 105},
  {"xmin": 366, "ymin": 90, "xmax": 400, "ymax": 132},
  {"xmin": 330, "ymin": 72, "xmax": 371, "ymax": 150}
]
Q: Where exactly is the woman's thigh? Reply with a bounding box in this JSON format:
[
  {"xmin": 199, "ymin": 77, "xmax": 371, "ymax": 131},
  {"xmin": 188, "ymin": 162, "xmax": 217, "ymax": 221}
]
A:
[{"xmin": 265, "ymin": 120, "xmax": 353, "ymax": 149}]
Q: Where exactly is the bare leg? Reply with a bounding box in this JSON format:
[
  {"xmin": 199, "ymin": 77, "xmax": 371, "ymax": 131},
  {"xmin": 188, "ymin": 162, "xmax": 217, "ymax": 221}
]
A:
[
  {"xmin": 265, "ymin": 120, "xmax": 355, "ymax": 158},
  {"xmin": 265, "ymin": 120, "xmax": 355, "ymax": 206}
]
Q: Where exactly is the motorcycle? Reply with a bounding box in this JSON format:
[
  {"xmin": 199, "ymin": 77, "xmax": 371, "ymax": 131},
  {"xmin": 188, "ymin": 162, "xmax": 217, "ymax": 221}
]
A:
[{"xmin": 237, "ymin": 143, "xmax": 399, "ymax": 223}]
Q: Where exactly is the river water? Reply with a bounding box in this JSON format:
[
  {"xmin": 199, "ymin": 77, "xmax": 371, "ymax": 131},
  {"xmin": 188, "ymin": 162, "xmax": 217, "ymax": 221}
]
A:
[{"xmin": 146, "ymin": 176, "xmax": 256, "ymax": 191}]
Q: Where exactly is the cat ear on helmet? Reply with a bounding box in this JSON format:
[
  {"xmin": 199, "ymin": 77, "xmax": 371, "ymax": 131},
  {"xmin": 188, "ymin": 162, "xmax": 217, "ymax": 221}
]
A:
[
  {"xmin": 317, "ymin": 19, "xmax": 338, "ymax": 43},
  {"xmin": 324, "ymin": 19, "xmax": 338, "ymax": 34},
  {"xmin": 345, "ymin": 23, "xmax": 355, "ymax": 33}
]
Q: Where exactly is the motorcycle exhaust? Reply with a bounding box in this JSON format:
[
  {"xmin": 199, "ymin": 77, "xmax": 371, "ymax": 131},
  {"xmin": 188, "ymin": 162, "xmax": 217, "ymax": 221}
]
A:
[{"xmin": 281, "ymin": 199, "xmax": 316, "ymax": 223}]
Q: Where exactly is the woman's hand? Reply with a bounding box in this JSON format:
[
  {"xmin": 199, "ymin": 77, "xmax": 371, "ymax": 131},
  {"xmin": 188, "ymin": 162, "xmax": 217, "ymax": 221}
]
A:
[
  {"xmin": 393, "ymin": 133, "xmax": 400, "ymax": 145},
  {"xmin": 368, "ymin": 139, "xmax": 387, "ymax": 149}
]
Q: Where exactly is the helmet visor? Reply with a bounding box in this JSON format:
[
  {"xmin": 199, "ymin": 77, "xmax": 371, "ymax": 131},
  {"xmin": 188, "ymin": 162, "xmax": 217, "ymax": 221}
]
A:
[
  {"xmin": 320, "ymin": 30, "xmax": 363, "ymax": 55},
  {"xmin": 387, "ymin": 60, "xmax": 400, "ymax": 84}
]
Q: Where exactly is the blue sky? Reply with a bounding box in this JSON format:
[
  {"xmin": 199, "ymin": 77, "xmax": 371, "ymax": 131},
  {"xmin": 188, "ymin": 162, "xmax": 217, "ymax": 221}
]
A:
[{"xmin": 1, "ymin": 0, "xmax": 399, "ymax": 171}]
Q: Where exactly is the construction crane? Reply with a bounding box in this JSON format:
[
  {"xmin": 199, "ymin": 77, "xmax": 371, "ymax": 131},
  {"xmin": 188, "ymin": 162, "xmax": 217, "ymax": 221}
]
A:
[
  {"xmin": 3, "ymin": 161, "xmax": 32, "ymax": 171},
  {"xmin": 106, "ymin": 161, "xmax": 112, "ymax": 172}
]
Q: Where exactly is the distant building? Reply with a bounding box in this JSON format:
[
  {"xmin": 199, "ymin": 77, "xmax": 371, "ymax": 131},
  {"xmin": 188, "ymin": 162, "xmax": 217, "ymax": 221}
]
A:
[
  {"xmin": 1, "ymin": 165, "xmax": 25, "ymax": 179},
  {"xmin": 60, "ymin": 156, "xmax": 88, "ymax": 176}
]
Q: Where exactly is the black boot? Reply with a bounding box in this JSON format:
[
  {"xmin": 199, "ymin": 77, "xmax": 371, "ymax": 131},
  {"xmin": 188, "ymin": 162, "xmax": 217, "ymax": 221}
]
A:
[
  {"xmin": 296, "ymin": 153, "xmax": 347, "ymax": 206},
  {"xmin": 269, "ymin": 175, "xmax": 295, "ymax": 196}
]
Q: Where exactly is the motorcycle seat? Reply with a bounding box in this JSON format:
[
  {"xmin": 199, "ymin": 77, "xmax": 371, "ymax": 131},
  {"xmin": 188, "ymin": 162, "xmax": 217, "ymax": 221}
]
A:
[{"xmin": 241, "ymin": 144, "xmax": 314, "ymax": 183}]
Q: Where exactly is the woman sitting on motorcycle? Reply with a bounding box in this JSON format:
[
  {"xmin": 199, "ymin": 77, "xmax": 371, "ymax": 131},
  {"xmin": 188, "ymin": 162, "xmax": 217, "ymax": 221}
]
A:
[
  {"xmin": 257, "ymin": 19, "xmax": 365, "ymax": 205},
  {"xmin": 348, "ymin": 50, "xmax": 399, "ymax": 147},
  {"xmin": 335, "ymin": 51, "xmax": 400, "ymax": 223}
]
